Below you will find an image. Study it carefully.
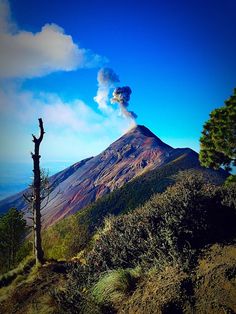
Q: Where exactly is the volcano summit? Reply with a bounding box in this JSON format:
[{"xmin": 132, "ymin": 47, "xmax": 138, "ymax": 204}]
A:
[{"xmin": 0, "ymin": 125, "xmax": 227, "ymax": 227}]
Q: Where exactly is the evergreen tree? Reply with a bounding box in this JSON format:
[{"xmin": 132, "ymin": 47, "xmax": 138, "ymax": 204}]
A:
[
  {"xmin": 199, "ymin": 88, "xmax": 236, "ymax": 171},
  {"xmin": 0, "ymin": 208, "xmax": 27, "ymax": 272}
]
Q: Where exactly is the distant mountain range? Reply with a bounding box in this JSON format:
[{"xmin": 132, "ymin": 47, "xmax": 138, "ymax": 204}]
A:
[{"xmin": 0, "ymin": 125, "xmax": 227, "ymax": 227}]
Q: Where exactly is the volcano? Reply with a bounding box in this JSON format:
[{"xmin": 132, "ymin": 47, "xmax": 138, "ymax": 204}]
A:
[{"xmin": 0, "ymin": 125, "xmax": 227, "ymax": 227}]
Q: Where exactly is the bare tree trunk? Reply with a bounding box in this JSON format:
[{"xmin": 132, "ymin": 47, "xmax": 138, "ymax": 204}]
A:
[{"xmin": 32, "ymin": 118, "xmax": 45, "ymax": 265}]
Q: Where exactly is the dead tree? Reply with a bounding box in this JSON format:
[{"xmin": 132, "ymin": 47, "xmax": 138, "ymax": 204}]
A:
[{"xmin": 31, "ymin": 118, "xmax": 45, "ymax": 265}]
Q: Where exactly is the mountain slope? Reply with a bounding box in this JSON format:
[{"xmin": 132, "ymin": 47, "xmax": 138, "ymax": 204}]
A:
[
  {"xmin": 42, "ymin": 150, "xmax": 227, "ymax": 260},
  {"xmin": 0, "ymin": 157, "xmax": 93, "ymax": 215},
  {"xmin": 76, "ymin": 149, "xmax": 227, "ymax": 232},
  {"xmin": 45, "ymin": 172, "xmax": 235, "ymax": 313},
  {"xmin": 0, "ymin": 125, "xmax": 228, "ymax": 228},
  {"xmin": 41, "ymin": 125, "xmax": 175, "ymax": 226}
]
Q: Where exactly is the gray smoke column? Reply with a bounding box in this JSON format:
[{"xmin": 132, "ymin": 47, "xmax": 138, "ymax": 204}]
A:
[
  {"xmin": 111, "ymin": 86, "xmax": 137, "ymax": 120},
  {"xmin": 94, "ymin": 68, "xmax": 120, "ymax": 111}
]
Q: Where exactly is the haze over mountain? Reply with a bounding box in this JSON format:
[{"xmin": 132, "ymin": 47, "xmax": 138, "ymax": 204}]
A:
[{"xmin": 0, "ymin": 125, "xmax": 227, "ymax": 227}]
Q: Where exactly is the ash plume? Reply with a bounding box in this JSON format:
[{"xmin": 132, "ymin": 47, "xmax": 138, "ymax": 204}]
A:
[
  {"xmin": 94, "ymin": 67, "xmax": 120, "ymax": 111},
  {"xmin": 111, "ymin": 86, "xmax": 137, "ymax": 120}
]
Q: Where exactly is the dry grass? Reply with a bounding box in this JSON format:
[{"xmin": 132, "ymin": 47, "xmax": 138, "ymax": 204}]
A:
[
  {"xmin": 0, "ymin": 262, "xmax": 67, "ymax": 314},
  {"xmin": 118, "ymin": 265, "xmax": 191, "ymax": 314},
  {"xmin": 0, "ymin": 256, "xmax": 35, "ymax": 288},
  {"xmin": 116, "ymin": 244, "xmax": 236, "ymax": 314},
  {"xmin": 1, "ymin": 245, "xmax": 235, "ymax": 314},
  {"xmin": 194, "ymin": 243, "xmax": 236, "ymax": 313}
]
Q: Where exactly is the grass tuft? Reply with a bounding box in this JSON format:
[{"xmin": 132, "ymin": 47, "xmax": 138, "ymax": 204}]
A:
[{"xmin": 92, "ymin": 268, "xmax": 138, "ymax": 307}]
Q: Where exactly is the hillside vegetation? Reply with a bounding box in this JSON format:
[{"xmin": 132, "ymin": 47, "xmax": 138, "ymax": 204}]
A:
[
  {"xmin": 51, "ymin": 171, "xmax": 236, "ymax": 313},
  {"xmin": 42, "ymin": 151, "xmax": 227, "ymax": 260},
  {"xmin": 0, "ymin": 170, "xmax": 235, "ymax": 313}
]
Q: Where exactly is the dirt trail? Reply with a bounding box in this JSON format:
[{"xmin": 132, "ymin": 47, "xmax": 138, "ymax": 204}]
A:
[{"xmin": 0, "ymin": 262, "xmax": 67, "ymax": 314}]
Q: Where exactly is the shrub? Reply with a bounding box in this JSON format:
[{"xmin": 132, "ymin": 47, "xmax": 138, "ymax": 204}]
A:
[
  {"xmin": 224, "ymin": 175, "xmax": 236, "ymax": 186},
  {"xmin": 55, "ymin": 170, "xmax": 236, "ymax": 312},
  {"xmin": 42, "ymin": 154, "xmax": 226, "ymax": 262},
  {"xmin": 42, "ymin": 215, "xmax": 90, "ymax": 260},
  {"xmin": 53, "ymin": 262, "xmax": 101, "ymax": 314},
  {"xmin": 85, "ymin": 171, "xmax": 236, "ymax": 274},
  {"xmin": 120, "ymin": 265, "xmax": 191, "ymax": 314}
]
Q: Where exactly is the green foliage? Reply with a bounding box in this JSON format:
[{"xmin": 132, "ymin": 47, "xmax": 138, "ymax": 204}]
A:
[
  {"xmin": 43, "ymin": 152, "xmax": 226, "ymax": 261},
  {"xmin": 55, "ymin": 171, "xmax": 236, "ymax": 312},
  {"xmin": 221, "ymin": 182, "xmax": 236, "ymax": 209},
  {"xmin": 92, "ymin": 268, "xmax": 138, "ymax": 307},
  {"xmin": 199, "ymin": 88, "xmax": 236, "ymax": 171},
  {"xmin": 15, "ymin": 240, "xmax": 33, "ymax": 264},
  {"xmin": 85, "ymin": 171, "xmax": 235, "ymax": 274},
  {"xmin": 54, "ymin": 264, "xmax": 140, "ymax": 313},
  {"xmin": 0, "ymin": 208, "xmax": 28, "ymax": 273},
  {"xmin": 224, "ymin": 174, "xmax": 236, "ymax": 186},
  {"xmin": 42, "ymin": 215, "xmax": 90, "ymax": 260},
  {"xmin": 52, "ymin": 262, "xmax": 101, "ymax": 314}
]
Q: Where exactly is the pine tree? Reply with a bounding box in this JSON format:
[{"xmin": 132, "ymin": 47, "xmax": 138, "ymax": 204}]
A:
[
  {"xmin": 199, "ymin": 88, "xmax": 236, "ymax": 171},
  {"xmin": 0, "ymin": 208, "xmax": 27, "ymax": 272}
]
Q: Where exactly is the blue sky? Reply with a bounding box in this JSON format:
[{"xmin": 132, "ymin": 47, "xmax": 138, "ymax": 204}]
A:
[{"xmin": 0, "ymin": 0, "xmax": 236, "ymax": 165}]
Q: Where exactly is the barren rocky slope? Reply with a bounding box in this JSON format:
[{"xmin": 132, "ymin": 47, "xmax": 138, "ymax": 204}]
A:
[{"xmin": 0, "ymin": 125, "xmax": 227, "ymax": 227}]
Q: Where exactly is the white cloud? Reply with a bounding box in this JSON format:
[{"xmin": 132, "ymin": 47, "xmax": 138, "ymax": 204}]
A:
[
  {"xmin": 0, "ymin": 0, "xmax": 106, "ymax": 78},
  {"xmin": 0, "ymin": 1, "xmax": 135, "ymax": 165},
  {"xmin": 0, "ymin": 86, "xmax": 134, "ymax": 162}
]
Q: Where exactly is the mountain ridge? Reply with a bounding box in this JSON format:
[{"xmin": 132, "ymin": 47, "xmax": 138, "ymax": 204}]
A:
[{"xmin": 0, "ymin": 125, "xmax": 227, "ymax": 227}]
